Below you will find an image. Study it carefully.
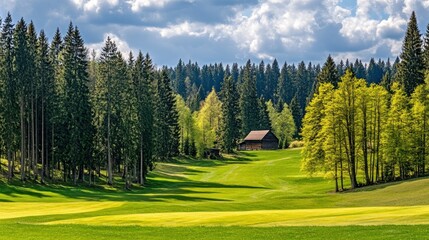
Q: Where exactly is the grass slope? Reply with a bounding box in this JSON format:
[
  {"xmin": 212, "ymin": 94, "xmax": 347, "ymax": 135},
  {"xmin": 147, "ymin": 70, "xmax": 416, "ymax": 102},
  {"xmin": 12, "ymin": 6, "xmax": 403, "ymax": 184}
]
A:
[{"xmin": 1, "ymin": 149, "xmax": 429, "ymax": 239}]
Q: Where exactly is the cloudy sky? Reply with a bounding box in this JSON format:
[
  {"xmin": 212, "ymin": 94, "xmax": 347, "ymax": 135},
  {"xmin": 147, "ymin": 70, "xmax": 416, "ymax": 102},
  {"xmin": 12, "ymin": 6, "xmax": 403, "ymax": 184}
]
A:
[{"xmin": 1, "ymin": 0, "xmax": 429, "ymax": 66}]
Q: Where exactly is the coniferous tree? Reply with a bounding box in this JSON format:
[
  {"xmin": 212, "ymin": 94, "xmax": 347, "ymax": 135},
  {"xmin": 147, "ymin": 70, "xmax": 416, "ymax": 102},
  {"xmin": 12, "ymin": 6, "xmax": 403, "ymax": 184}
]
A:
[
  {"xmin": 131, "ymin": 52, "xmax": 155, "ymax": 185},
  {"xmin": 275, "ymin": 61, "xmax": 293, "ymax": 107},
  {"xmin": 26, "ymin": 21, "xmax": 38, "ymax": 180},
  {"xmin": 317, "ymin": 55, "xmax": 339, "ymax": 89},
  {"xmin": 396, "ymin": 11, "xmax": 424, "ymax": 96},
  {"xmin": 220, "ymin": 76, "xmax": 240, "ymax": 153},
  {"xmin": 175, "ymin": 59, "xmax": 186, "ymax": 98},
  {"xmin": 60, "ymin": 24, "xmax": 94, "ymax": 184},
  {"xmin": 289, "ymin": 95, "xmax": 302, "ymax": 136},
  {"xmin": 93, "ymin": 36, "xmax": 123, "ymax": 185},
  {"xmin": 0, "ymin": 13, "xmax": 18, "ymax": 180},
  {"xmin": 265, "ymin": 59, "xmax": 279, "ymax": 100},
  {"xmin": 353, "ymin": 59, "xmax": 366, "ymax": 79},
  {"xmin": 14, "ymin": 18, "xmax": 30, "ymax": 181},
  {"xmin": 154, "ymin": 69, "xmax": 179, "ymax": 160},
  {"xmin": 423, "ymin": 23, "xmax": 429, "ymax": 69},
  {"xmin": 256, "ymin": 60, "xmax": 265, "ymax": 97},
  {"xmin": 239, "ymin": 60, "xmax": 259, "ymax": 137},
  {"xmin": 36, "ymin": 29, "xmax": 54, "ymax": 183},
  {"xmin": 257, "ymin": 96, "xmax": 271, "ymax": 130},
  {"xmin": 366, "ymin": 58, "xmax": 383, "ymax": 84}
]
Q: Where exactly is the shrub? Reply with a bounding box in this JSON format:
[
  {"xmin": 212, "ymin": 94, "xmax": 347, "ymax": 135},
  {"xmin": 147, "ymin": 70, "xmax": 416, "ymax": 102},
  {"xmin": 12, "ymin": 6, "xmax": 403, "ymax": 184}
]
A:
[{"xmin": 289, "ymin": 140, "xmax": 304, "ymax": 148}]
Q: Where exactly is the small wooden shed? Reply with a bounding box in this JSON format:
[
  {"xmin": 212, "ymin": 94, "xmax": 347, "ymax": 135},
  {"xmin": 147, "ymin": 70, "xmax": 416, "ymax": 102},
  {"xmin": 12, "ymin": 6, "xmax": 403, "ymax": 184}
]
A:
[{"xmin": 238, "ymin": 130, "xmax": 279, "ymax": 150}]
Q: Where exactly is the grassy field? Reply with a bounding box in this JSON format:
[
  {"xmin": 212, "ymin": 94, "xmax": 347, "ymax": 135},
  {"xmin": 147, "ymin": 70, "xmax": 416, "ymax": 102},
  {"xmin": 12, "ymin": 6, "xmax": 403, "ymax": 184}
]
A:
[{"xmin": 1, "ymin": 149, "xmax": 429, "ymax": 239}]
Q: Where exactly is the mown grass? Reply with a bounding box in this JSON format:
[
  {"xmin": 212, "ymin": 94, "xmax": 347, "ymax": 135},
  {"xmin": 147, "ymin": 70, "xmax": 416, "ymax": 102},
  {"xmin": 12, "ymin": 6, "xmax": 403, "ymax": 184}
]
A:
[
  {"xmin": 1, "ymin": 225, "xmax": 428, "ymax": 240},
  {"xmin": 1, "ymin": 149, "xmax": 429, "ymax": 239}
]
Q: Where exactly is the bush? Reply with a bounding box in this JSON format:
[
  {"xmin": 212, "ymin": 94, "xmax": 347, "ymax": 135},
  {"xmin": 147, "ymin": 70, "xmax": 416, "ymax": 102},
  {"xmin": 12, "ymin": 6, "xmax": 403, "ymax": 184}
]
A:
[{"xmin": 289, "ymin": 140, "xmax": 304, "ymax": 148}]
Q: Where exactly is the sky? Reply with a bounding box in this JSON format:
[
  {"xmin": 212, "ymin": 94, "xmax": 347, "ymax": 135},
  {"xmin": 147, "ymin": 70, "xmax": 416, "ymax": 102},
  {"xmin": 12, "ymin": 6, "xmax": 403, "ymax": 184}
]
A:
[{"xmin": 1, "ymin": 0, "xmax": 429, "ymax": 66}]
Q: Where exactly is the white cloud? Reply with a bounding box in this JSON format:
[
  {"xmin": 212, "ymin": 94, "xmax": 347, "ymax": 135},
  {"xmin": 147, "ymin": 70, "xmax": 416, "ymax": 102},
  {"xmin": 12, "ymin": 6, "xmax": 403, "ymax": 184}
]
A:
[
  {"xmin": 71, "ymin": 0, "xmax": 119, "ymax": 13},
  {"xmin": 87, "ymin": 33, "xmax": 136, "ymax": 59},
  {"xmin": 146, "ymin": 0, "xmax": 349, "ymax": 59},
  {"xmin": 146, "ymin": 21, "xmax": 211, "ymax": 38},
  {"xmin": 126, "ymin": 0, "xmax": 169, "ymax": 12}
]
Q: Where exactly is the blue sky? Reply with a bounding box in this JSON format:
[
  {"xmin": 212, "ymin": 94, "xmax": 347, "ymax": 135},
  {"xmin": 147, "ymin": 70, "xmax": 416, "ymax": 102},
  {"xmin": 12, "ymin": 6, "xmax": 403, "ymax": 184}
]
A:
[{"xmin": 1, "ymin": 0, "xmax": 429, "ymax": 66}]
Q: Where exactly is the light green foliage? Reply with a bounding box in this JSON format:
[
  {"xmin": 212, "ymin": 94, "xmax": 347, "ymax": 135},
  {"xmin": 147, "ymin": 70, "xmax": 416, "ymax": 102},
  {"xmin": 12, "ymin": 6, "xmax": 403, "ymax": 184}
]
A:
[
  {"xmin": 301, "ymin": 83, "xmax": 334, "ymax": 175},
  {"xmin": 194, "ymin": 88, "xmax": 222, "ymax": 156},
  {"xmin": 266, "ymin": 100, "xmax": 295, "ymax": 149},
  {"xmin": 383, "ymin": 83, "xmax": 412, "ymax": 180},
  {"xmin": 176, "ymin": 94, "xmax": 195, "ymax": 154},
  {"xmin": 302, "ymin": 70, "xmax": 391, "ymax": 190}
]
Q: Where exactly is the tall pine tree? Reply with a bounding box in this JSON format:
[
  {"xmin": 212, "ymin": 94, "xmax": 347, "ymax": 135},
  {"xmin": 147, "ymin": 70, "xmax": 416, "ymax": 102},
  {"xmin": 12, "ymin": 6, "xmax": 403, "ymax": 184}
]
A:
[{"xmin": 396, "ymin": 11, "xmax": 424, "ymax": 95}]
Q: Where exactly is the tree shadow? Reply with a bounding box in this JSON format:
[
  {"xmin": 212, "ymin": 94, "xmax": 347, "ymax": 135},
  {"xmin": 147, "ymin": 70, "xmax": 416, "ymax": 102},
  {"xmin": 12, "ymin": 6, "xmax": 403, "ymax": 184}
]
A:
[
  {"xmin": 0, "ymin": 151, "xmax": 262, "ymax": 203},
  {"xmin": 341, "ymin": 176, "xmax": 429, "ymax": 193}
]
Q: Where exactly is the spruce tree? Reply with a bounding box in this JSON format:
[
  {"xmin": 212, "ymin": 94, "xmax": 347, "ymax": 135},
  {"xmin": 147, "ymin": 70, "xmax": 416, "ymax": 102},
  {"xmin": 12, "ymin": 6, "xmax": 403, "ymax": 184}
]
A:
[
  {"xmin": 60, "ymin": 23, "xmax": 94, "ymax": 184},
  {"xmin": 36, "ymin": 30, "xmax": 54, "ymax": 183},
  {"xmin": 0, "ymin": 12, "xmax": 18, "ymax": 180},
  {"xmin": 220, "ymin": 76, "xmax": 240, "ymax": 153},
  {"xmin": 239, "ymin": 60, "xmax": 259, "ymax": 137},
  {"xmin": 317, "ymin": 55, "xmax": 339, "ymax": 89},
  {"xmin": 290, "ymin": 95, "xmax": 302, "ymax": 136},
  {"xmin": 423, "ymin": 23, "xmax": 429, "ymax": 70},
  {"xmin": 27, "ymin": 21, "xmax": 38, "ymax": 180},
  {"xmin": 275, "ymin": 61, "xmax": 294, "ymax": 107},
  {"xmin": 154, "ymin": 69, "xmax": 179, "ymax": 160},
  {"xmin": 14, "ymin": 18, "xmax": 29, "ymax": 181},
  {"xmin": 396, "ymin": 11, "xmax": 424, "ymax": 95},
  {"xmin": 258, "ymin": 96, "xmax": 271, "ymax": 130},
  {"xmin": 131, "ymin": 52, "xmax": 155, "ymax": 184},
  {"xmin": 48, "ymin": 27, "xmax": 63, "ymax": 179}
]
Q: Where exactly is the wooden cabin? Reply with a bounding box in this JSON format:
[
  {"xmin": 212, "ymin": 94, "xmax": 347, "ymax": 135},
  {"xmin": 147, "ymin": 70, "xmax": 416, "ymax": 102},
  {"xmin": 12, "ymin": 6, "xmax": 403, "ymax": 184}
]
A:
[{"xmin": 238, "ymin": 130, "xmax": 279, "ymax": 150}]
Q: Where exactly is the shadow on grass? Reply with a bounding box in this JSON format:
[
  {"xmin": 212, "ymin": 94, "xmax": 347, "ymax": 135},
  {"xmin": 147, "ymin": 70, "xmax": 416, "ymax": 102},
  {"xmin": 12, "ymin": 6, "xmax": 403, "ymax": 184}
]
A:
[
  {"xmin": 0, "ymin": 151, "xmax": 261, "ymax": 203},
  {"xmin": 341, "ymin": 176, "xmax": 429, "ymax": 194}
]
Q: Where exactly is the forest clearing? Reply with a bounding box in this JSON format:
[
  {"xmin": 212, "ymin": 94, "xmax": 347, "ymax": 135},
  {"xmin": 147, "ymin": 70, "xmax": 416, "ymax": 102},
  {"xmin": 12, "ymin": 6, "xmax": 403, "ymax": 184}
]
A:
[{"xmin": 1, "ymin": 149, "xmax": 429, "ymax": 239}]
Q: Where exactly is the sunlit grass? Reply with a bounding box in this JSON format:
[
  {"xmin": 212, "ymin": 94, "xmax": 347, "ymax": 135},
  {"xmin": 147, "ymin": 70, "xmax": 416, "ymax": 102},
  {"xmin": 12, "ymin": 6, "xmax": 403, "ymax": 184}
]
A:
[
  {"xmin": 0, "ymin": 202, "xmax": 123, "ymax": 219},
  {"xmin": 1, "ymin": 149, "xmax": 429, "ymax": 239},
  {"xmin": 45, "ymin": 205, "xmax": 429, "ymax": 227}
]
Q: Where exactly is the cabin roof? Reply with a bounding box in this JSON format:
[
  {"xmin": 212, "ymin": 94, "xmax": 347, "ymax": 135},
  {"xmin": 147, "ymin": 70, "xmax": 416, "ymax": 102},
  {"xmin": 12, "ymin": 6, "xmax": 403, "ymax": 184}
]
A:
[{"xmin": 243, "ymin": 130, "xmax": 271, "ymax": 141}]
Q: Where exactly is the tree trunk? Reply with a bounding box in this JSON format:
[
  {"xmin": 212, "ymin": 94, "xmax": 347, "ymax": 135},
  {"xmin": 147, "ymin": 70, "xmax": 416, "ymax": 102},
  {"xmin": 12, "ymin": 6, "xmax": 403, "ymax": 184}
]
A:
[{"xmin": 20, "ymin": 98, "xmax": 26, "ymax": 181}]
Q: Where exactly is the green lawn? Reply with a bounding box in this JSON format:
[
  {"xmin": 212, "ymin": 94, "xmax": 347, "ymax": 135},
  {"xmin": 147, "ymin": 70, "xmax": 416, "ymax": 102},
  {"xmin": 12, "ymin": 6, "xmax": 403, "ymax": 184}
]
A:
[{"xmin": 1, "ymin": 149, "xmax": 429, "ymax": 239}]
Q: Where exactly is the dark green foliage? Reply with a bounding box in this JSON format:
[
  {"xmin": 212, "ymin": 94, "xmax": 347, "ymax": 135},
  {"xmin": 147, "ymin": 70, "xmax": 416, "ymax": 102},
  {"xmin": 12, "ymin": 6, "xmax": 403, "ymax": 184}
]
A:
[
  {"xmin": 396, "ymin": 11, "xmax": 424, "ymax": 96},
  {"xmin": 258, "ymin": 96, "xmax": 271, "ymax": 130},
  {"xmin": 264, "ymin": 59, "xmax": 279, "ymax": 100},
  {"xmin": 0, "ymin": 12, "xmax": 18, "ymax": 180},
  {"xmin": 239, "ymin": 60, "xmax": 260, "ymax": 137},
  {"xmin": 256, "ymin": 60, "xmax": 265, "ymax": 97},
  {"xmin": 275, "ymin": 61, "xmax": 294, "ymax": 106},
  {"xmin": 353, "ymin": 59, "xmax": 366, "ymax": 79},
  {"xmin": 175, "ymin": 59, "xmax": 186, "ymax": 98},
  {"xmin": 290, "ymin": 95, "xmax": 302, "ymax": 137},
  {"xmin": 60, "ymin": 23, "xmax": 94, "ymax": 184},
  {"xmin": 366, "ymin": 58, "xmax": 383, "ymax": 84},
  {"xmin": 220, "ymin": 76, "xmax": 240, "ymax": 153},
  {"xmin": 154, "ymin": 69, "xmax": 180, "ymax": 160},
  {"xmin": 131, "ymin": 52, "xmax": 155, "ymax": 184},
  {"xmin": 424, "ymin": 23, "xmax": 429, "ymax": 69},
  {"xmin": 317, "ymin": 55, "xmax": 339, "ymax": 88},
  {"xmin": 36, "ymin": 29, "xmax": 55, "ymax": 183}
]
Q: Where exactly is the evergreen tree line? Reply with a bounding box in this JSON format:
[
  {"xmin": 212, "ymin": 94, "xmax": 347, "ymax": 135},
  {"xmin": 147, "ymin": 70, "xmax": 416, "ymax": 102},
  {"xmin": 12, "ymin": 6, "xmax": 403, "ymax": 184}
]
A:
[
  {"xmin": 167, "ymin": 54, "xmax": 400, "ymax": 135},
  {"xmin": 302, "ymin": 11, "xmax": 429, "ymax": 191},
  {"xmin": 0, "ymin": 14, "xmax": 179, "ymax": 187}
]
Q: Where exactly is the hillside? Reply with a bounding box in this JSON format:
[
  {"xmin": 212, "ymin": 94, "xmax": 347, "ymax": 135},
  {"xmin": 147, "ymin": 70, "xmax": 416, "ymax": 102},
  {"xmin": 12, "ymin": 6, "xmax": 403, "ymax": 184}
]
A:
[{"xmin": 1, "ymin": 149, "xmax": 429, "ymax": 239}]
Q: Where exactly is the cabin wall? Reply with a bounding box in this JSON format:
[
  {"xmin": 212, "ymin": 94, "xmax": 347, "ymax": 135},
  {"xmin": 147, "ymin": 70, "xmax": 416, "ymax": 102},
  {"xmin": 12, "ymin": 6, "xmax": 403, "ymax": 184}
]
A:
[{"xmin": 261, "ymin": 140, "xmax": 278, "ymax": 150}]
